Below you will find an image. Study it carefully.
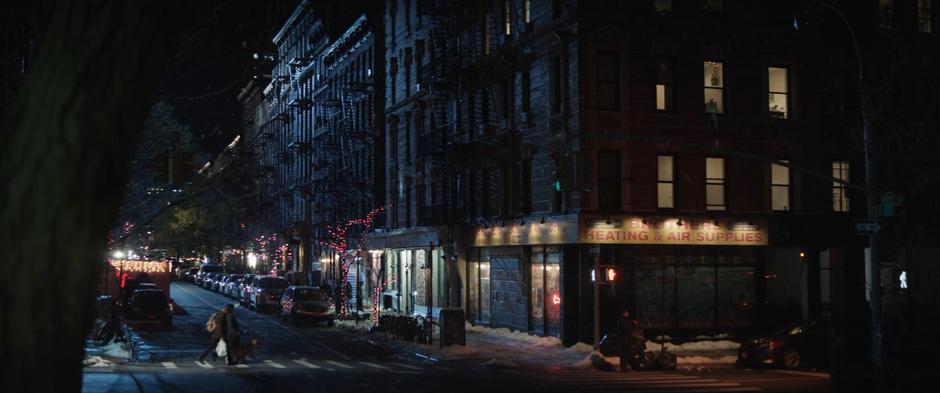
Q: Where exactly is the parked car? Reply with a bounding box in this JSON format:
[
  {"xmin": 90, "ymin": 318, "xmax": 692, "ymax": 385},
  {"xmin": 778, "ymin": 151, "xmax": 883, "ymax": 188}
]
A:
[
  {"xmin": 239, "ymin": 274, "xmax": 257, "ymax": 304},
  {"xmin": 279, "ymin": 286, "xmax": 335, "ymax": 325},
  {"xmin": 195, "ymin": 264, "xmax": 223, "ymax": 286},
  {"xmin": 225, "ymin": 276, "xmax": 243, "ymax": 298},
  {"xmin": 123, "ymin": 288, "xmax": 172, "ymax": 329},
  {"xmin": 736, "ymin": 319, "xmax": 832, "ymax": 369},
  {"xmin": 213, "ymin": 274, "xmax": 230, "ymax": 293},
  {"xmin": 246, "ymin": 276, "xmax": 289, "ymax": 311},
  {"xmin": 184, "ymin": 267, "xmax": 199, "ymax": 282},
  {"xmin": 200, "ymin": 272, "xmax": 216, "ymax": 289}
]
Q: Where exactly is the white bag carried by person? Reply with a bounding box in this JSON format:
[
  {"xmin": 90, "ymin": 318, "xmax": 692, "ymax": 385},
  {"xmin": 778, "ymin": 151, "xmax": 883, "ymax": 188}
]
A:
[{"xmin": 215, "ymin": 339, "xmax": 228, "ymax": 358}]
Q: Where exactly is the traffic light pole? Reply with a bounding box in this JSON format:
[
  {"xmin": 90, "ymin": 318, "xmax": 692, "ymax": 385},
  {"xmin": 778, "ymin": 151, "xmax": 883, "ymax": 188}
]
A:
[{"xmin": 593, "ymin": 252, "xmax": 600, "ymax": 350}]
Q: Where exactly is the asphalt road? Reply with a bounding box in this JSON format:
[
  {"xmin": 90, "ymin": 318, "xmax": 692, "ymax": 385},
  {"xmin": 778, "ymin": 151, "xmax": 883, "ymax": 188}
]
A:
[{"xmin": 83, "ymin": 281, "xmax": 832, "ymax": 393}]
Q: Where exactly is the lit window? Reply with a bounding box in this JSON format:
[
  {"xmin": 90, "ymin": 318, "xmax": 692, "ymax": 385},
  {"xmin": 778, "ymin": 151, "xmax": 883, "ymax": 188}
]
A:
[
  {"xmin": 768, "ymin": 67, "xmax": 789, "ymax": 119},
  {"xmin": 658, "ymin": 155, "xmax": 675, "ymax": 208},
  {"xmin": 504, "ymin": 0, "xmax": 512, "ymax": 36},
  {"xmin": 772, "ymin": 160, "xmax": 790, "ymax": 211},
  {"xmin": 880, "ymin": 0, "xmax": 893, "ymax": 29},
  {"xmin": 833, "ymin": 161, "xmax": 850, "ymax": 212},
  {"xmin": 706, "ymin": 158, "xmax": 725, "ymax": 211},
  {"xmin": 656, "ymin": 57, "xmax": 674, "ymax": 111},
  {"xmin": 484, "ymin": 13, "xmax": 492, "ymax": 55},
  {"xmin": 525, "ymin": 0, "xmax": 532, "ymax": 23},
  {"xmin": 704, "ymin": 61, "xmax": 724, "ymax": 114},
  {"xmin": 918, "ymin": 0, "xmax": 933, "ymax": 33}
]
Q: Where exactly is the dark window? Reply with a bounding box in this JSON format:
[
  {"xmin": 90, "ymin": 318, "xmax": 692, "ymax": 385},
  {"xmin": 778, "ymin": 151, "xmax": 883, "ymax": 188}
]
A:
[
  {"xmin": 521, "ymin": 68, "xmax": 531, "ymax": 114},
  {"xmin": 405, "ymin": 112, "xmax": 412, "ymax": 162},
  {"xmin": 598, "ymin": 150, "xmax": 621, "ymax": 211},
  {"xmin": 596, "ymin": 52, "xmax": 620, "ymax": 110},
  {"xmin": 550, "ymin": 56, "xmax": 563, "ymax": 115}
]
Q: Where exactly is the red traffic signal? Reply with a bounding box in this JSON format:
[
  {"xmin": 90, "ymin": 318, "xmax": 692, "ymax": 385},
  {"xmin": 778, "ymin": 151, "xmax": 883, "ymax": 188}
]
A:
[{"xmin": 606, "ymin": 267, "xmax": 618, "ymax": 282}]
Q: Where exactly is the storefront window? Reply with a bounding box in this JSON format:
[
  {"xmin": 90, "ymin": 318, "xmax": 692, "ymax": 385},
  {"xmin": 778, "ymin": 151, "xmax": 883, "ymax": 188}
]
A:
[
  {"xmin": 468, "ymin": 263, "xmax": 479, "ymax": 321},
  {"xmin": 677, "ymin": 265, "xmax": 715, "ymax": 329},
  {"xmin": 545, "ymin": 258, "xmax": 561, "ymax": 336},
  {"xmin": 480, "ymin": 262, "xmax": 491, "ymax": 323},
  {"xmin": 530, "ymin": 252, "xmax": 545, "ymax": 333},
  {"xmin": 717, "ymin": 266, "xmax": 754, "ymax": 327},
  {"xmin": 415, "ymin": 250, "xmax": 427, "ymax": 308},
  {"xmin": 635, "ymin": 254, "xmax": 676, "ymax": 329}
]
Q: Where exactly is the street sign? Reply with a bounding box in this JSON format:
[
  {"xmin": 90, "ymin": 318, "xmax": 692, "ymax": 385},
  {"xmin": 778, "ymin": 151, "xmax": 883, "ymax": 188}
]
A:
[{"xmin": 855, "ymin": 219, "xmax": 881, "ymax": 235}]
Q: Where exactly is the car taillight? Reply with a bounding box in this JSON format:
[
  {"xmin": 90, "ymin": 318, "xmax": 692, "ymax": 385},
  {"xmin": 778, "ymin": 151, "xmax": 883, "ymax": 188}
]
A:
[{"xmin": 769, "ymin": 340, "xmax": 779, "ymax": 351}]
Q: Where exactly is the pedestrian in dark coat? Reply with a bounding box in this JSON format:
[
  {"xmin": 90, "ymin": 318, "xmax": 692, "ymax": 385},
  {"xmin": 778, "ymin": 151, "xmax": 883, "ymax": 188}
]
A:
[
  {"xmin": 617, "ymin": 309, "xmax": 635, "ymax": 372},
  {"xmin": 222, "ymin": 304, "xmax": 241, "ymax": 364},
  {"xmin": 197, "ymin": 304, "xmax": 235, "ymax": 363}
]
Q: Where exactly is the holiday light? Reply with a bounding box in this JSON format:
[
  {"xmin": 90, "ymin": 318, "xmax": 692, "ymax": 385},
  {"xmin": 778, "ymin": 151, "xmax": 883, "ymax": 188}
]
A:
[{"xmin": 323, "ymin": 206, "xmax": 386, "ymax": 317}]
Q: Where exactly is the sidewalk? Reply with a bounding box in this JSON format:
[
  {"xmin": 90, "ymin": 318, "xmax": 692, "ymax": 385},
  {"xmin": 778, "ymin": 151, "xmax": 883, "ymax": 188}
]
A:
[{"xmin": 336, "ymin": 318, "xmax": 740, "ymax": 371}]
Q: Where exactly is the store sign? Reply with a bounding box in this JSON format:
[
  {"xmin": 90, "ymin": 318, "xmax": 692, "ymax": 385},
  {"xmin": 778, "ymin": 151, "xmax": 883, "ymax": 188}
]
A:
[
  {"xmin": 108, "ymin": 259, "xmax": 171, "ymax": 273},
  {"xmin": 473, "ymin": 217, "xmax": 578, "ymax": 246},
  {"xmin": 579, "ymin": 216, "xmax": 767, "ymax": 246}
]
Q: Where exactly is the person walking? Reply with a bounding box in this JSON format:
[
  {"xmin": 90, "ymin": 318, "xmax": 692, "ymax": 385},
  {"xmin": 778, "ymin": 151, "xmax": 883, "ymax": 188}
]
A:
[
  {"xmin": 221, "ymin": 303, "xmax": 241, "ymax": 365},
  {"xmin": 197, "ymin": 304, "xmax": 237, "ymax": 364},
  {"xmin": 617, "ymin": 308, "xmax": 635, "ymax": 373}
]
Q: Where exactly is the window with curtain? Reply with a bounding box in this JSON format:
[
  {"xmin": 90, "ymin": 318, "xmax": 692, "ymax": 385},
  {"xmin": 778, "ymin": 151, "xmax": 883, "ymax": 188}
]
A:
[
  {"xmin": 918, "ymin": 0, "xmax": 933, "ymax": 33},
  {"xmin": 656, "ymin": 57, "xmax": 674, "ymax": 111},
  {"xmin": 768, "ymin": 67, "xmax": 789, "ymax": 119},
  {"xmin": 833, "ymin": 161, "xmax": 850, "ymax": 212},
  {"xmin": 658, "ymin": 155, "xmax": 675, "ymax": 208},
  {"xmin": 704, "ymin": 61, "xmax": 724, "ymax": 114}
]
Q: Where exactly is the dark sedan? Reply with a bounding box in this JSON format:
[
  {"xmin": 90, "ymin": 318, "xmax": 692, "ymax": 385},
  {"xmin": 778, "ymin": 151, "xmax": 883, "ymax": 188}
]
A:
[
  {"xmin": 279, "ymin": 286, "xmax": 335, "ymax": 325},
  {"xmin": 123, "ymin": 288, "xmax": 172, "ymax": 329},
  {"xmin": 737, "ymin": 319, "xmax": 832, "ymax": 369}
]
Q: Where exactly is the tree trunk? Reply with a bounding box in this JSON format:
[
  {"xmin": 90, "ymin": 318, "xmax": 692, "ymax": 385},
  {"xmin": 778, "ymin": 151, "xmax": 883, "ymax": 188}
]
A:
[{"xmin": 0, "ymin": 1, "xmax": 182, "ymax": 391}]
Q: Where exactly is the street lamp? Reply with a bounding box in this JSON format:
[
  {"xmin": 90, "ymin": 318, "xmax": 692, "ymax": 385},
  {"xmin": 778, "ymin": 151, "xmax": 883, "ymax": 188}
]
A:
[{"xmin": 801, "ymin": 2, "xmax": 883, "ymax": 376}]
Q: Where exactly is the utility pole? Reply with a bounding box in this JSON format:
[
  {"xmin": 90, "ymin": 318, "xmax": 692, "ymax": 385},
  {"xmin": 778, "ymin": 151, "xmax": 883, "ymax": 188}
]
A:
[{"xmin": 816, "ymin": 2, "xmax": 883, "ymax": 378}]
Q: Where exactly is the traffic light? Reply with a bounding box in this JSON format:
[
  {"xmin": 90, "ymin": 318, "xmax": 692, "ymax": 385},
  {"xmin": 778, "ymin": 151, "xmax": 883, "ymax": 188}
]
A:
[
  {"xmin": 552, "ymin": 154, "xmax": 572, "ymax": 192},
  {"xmin": 605, "ymin": 266, "xmax": 618, "ymax": 282},
  {"xmin": 592, "ymin": 266, "xmax": 620, "ymax": 284}
]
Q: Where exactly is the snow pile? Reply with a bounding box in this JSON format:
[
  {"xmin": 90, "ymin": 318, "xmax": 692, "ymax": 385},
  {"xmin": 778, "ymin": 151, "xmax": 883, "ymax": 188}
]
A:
[
  {"xmin": 465, "ymin": 323, "xmax": 563, "ymax": 348},
  {"xmin": 565, "ymin": 342, "xmax": 594, "ymax": 354},
  {"xmin": 645, "ymin": 339, "xmax": 740, "ymax": 353},
  {"xmin": 478, "ymin": 358, "xmax": 522, "ymax": 368},
  {"xmin": 83, "ymin": 356, "xmax": 115, "ymax": 368},
  {"xmin": 573, "ymin": 351, "xmax": 618, "ymax": 370},
  {"xmin": 676, "ymin": 355, "xmax": 739, "ymax": 366},
  {"xmin": 100, "ymin": 340, "xmax": 131, "ymax": 359}
]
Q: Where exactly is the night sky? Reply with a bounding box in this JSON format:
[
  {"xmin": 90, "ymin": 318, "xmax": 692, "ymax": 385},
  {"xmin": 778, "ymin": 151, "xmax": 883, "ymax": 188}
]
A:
[{"xmin": 157, "ymin": 0, "xmax": 297, "ymax": 154}]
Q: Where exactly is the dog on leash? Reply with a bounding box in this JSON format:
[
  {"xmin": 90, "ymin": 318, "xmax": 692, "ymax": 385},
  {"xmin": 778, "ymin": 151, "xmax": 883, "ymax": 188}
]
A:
[{"xmin": 228, "ymin": 338, "xmax": 259, "ymax": 365}]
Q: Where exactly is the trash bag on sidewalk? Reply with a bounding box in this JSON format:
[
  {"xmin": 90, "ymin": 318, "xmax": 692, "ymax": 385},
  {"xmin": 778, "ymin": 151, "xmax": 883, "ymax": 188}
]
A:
[{"xmin": 215, "ymin": 339, "xmax": 228, "ymax": 358}]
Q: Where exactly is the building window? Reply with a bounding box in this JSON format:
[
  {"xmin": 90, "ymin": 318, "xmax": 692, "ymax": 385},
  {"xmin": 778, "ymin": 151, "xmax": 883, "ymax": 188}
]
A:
[
  {"xmin": 918, "ymin": 0, "xmax": 933, "ymax": 33},
  {"xmin": 704, "ymin": 61, "xmax": 724, "ymax": 114},
  {"xmin": 484, "ymin": 12, "xmax": 492, "ymax": 55},
  {"xmin": 654, "ymin": 0, "xmax": 672, "ymax": 15},
  {"xmin": 833, "ymin": 161, "xmax": 850, "ymax": 212},
  {"xmin": 550, "ymin": 56, "xmax": 563, "ymax": 115},
  {"xmin": 706, "ymin": 157, "xmax": 725, "ymax": 211},
  {"xmin": 525, "ymin": 0, "xmax": 532, "ymax": 24},
  {"xmin": 598, "ymin": 150, "xmax": 622, "ymax": 211},
  {"xmin": 596, "ymin": 52, "xmax": 620, "ymax": 110},
  {"xmin": 405, "ymin": 112, "xmax": 412, "ymax": 163},
  {"xmin": 553, "ymin": 0, "xmax": 563, "ymax": 18},
  {"xmin": 879, "ymin": 0, "xmax": 893, "ymax": 29},
  {"xmin": 504, "ymin": 0, "xmax": 512, "ymax": 36},
  {"xmin": 404, "ymin": 48, "xmax": 412, "ymax": 98},
  {"xmin": 768, "ymin": 67, "xmax": 789, "ymax": 119},
  {"xmin": 521, "ymin": 68, "xmax": 531, "ymax": 114},
  {"xmin": 771, "ymin": 160, "xmax": 790, "ymax": 211},
  {"xmin": 656, "ymin": 57, "xmax": 674, "ymax": 111},
  {"xmin": 658, "ymin": 155, "xmax": 675, "ymax": 209},
  {"xmin": 405, "ymin": 0, "xmax": 411, "ymax": 32}
]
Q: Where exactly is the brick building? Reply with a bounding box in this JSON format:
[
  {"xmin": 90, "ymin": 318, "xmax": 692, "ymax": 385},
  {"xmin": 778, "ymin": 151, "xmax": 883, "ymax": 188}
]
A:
[{"xmin": 359, "ymin": 0, "xmax": 871, "ymax": 346}]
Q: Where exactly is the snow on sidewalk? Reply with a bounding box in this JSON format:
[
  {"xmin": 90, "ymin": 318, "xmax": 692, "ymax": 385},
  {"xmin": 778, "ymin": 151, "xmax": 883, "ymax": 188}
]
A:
[{"xmin": 338, "ymin": 318, "xmax": 739, "ymax": 369}]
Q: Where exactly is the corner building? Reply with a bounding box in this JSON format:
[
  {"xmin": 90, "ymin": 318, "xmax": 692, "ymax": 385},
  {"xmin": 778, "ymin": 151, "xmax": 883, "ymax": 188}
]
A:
[{"xmin": 363, "ymin": 0, "xmax": 861, "ymax": 345}]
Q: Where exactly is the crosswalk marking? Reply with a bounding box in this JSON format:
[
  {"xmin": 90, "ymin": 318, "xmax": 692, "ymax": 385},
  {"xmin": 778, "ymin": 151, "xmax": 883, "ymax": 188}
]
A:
[
  {"xmin": 194, "ymin": 361, "xmax": 213, "ymax": 369},
  {"xmin": 293, "ymin": 359, "xmax": 321, "ymax": 369},
  {"xmin": 265, "ymin": 360, "xmax": 287, "ymax": 369},
  {"xmin": 161, "ymin": 362, "xmax": 177, "ymax": 369},
  {"xmin": 235, "ymin": 364, "xmax": 249, "ymax": 368},
  {"xmin": 325, "ymin": 360, "xmax": 353, "ymax": 369},
  {"xmin": 360, "ymin": 362, "xmax": 389, "ymax": 370},
  {"xmin": 391, "ymin": 362, "xmax": 421, "ymax": 371}
]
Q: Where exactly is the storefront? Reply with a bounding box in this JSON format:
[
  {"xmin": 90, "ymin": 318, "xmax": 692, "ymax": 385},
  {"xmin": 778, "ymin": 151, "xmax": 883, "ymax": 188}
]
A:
[{"xmin": 466, "ymin": 214, "xmax": 771, "ymax": 343}]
